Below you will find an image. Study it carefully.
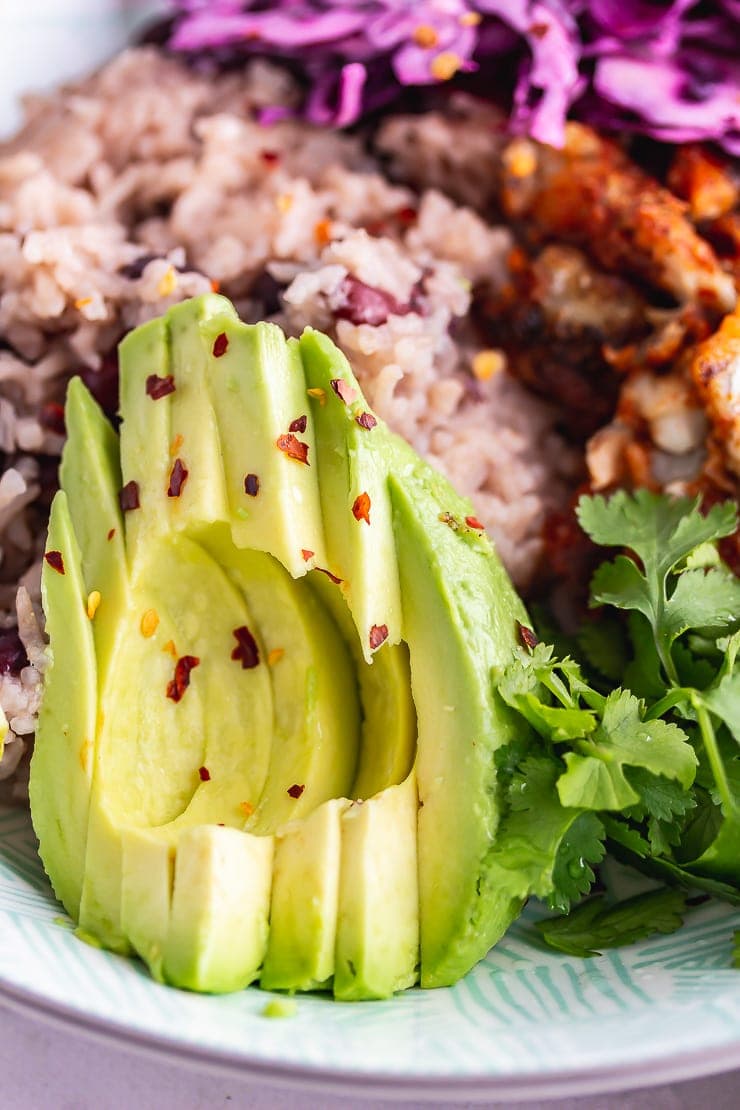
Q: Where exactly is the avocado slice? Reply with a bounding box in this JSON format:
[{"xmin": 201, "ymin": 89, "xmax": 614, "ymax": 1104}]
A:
[
  {"xmin": 261, "ymin": 797, "xmax": 349, "ymax": 992},
  {"xmin": 334, "ymin": 771, "xmax": 419, "ymax": 1000},
  {"xmin": 33, "ymin": 293, "xmax": 533, "ymax": 1000},
  {"xmin": 388, "ymin": 451, "xmax": 527, "ymax": 988},
  {"xmin": 300, "ymin": 328, "xmax": 402, "ymax": 662},
  {"xmin": 200, "ymin": 315, "xmax": 328, "ymax": 578},
  {"xmin": 30, "ymin": 491, "xmax": 97, "ymax": 919}
]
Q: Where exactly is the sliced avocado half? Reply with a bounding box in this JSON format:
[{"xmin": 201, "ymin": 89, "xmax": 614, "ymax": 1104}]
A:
[{"xmin": 31, "ymin": 293, "xmax": 528, "ymax": 999}]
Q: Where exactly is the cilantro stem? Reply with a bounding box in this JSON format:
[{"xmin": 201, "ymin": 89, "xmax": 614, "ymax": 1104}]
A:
[
  {"xmin": 692, "ymin": 694, "xmax": 735, "ymax": 817},
  {"xmin": 645, "ymin": 688, "xmax": 695, "ymax": 720}
]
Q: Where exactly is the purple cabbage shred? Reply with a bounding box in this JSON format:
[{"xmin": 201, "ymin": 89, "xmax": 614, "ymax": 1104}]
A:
[{"xmin": 165, "ymin": 1, "xmax": 739, "ymax": 151}]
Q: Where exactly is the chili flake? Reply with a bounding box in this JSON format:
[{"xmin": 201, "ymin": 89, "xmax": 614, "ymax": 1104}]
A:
[
  {"xmin": 314, "ymin": 218, "xmax": 333, "ymax": 246},
  {"xmin": 44, "ymin": 551, "xmax": 65, "ymax": 575},
  {"xmin": 413, "ymin": 24, "xmax": 438, "ymax": 47},
  {"xmin": 145, "ymin": 374, "xmax": 176, "ymax": 400},
  {"xmin": 465, "ymin": 515, "xmax": 485, "ymax": 531},
  {"xmin": 40, "ymin": 402, "xmax": 65, "ymax": 436},
  {"xmin": 330, "ymin": 379, "xmax": 357, "ymax": 405},
  {"xmin": 232, "ymin": 625, "xmax": 260, "ymax": 669},
  {"xmin": 86, "ymin": 591, "xmax": 101, "ymax": 620},
  {"xmin": 212, "ymin": 332, "xmax": 229, "ymax": 358},
  {"xmin": 157, "ymin": 267, "xmax": 178, "ymax": 298},
  {"xmin": 369, "ymin": 624, "xmax": 388, "ymax": 651},
  {"xmin": 267, "ymin": 648, "xmax": 285, "ymax": 666},
  {"xmin": 240, "ymin": 801, "xmax": 254, "ymax": 818},
  {"xmin": 460, "ymin": 11, "xmax": 481, "ymax": 25},
  {"xmin": 430, "ymin": 51, "xmax": 461, "ymax": 81},
  {"xmin": 119, "ymin": 481, "xmax": 140, "ymax": 512},
  {"xmin": 287, "ymin": 784, "xmax": 305, "ymax": 799},
  {"xmin": 198, "ymin": 766, "xmax": 211, "ymax": 782},
  {"xmin": 169, "ymin": 433, "xmax": 184, "ymax": 457},
  {"xmin": 260, "ymin": 149, "xmax": 280, "ymax": 167},
  {"xmin": 210, "ymin": 279, "xmax": 221, "ymax": 293},
  {"xmin": 107, "ymin": 528, "xmax": 116, "ymax": 541},
  {"xmin": 167, "ymin": 458, "xmax": 189, "ymax": 498},
  {"xmin": 288, "ymin": 414, "xmax": 307, "ymax": 434},
  {"xmin": 472, "ymin": 349, "xmax": 505, "ymax": 381},
  {"xmin": 517, "ymin": 622, "xmax": 540, "ymax": 651},
  {"xmin": 316, "ymin": 566, "xmax": 343, "ymax": 585},
  {"xmin": 356, "ymin": 412, "xmax": 377, "ymax": 431},
  {"xmin": 352, "ymin": 492, "xmax": 371, "ymax": 525},
  {"xmin": 163, "ymin": 639, "xmax": 177, "ymax": 657},
  {"xmin": 307, "ymin": 387, "xmax": 326, "ymax": 406},
  {"xmin": 74, "ymin": 296, "xmax": 93, "ymax": 310},
  {"xmin": 166, "ymin": 655, "xmax": 200, "ymax": 703},
  {"xmin": 276, "ymin": 433, "xmax": 309, "ymax": 465},
  {"xmin": 244, "ymin": 473, "xmax": 260, "ymax": 497},
  {"xmin": 140, "ymin": 609, "xmax": 159, "ymax": 638},
  {"xmin": 301, "ymin": 549, "xmax": 314, "ymax": 562}
]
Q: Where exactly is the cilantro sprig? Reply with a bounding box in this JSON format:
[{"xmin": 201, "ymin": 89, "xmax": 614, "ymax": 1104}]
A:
[{"xmin": 492, "ymin": 490, "xmax": 739, "ymax": 961}]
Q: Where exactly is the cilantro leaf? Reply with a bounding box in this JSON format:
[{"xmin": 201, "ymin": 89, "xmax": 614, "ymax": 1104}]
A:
[
  {"xmin": 579, "ymin": 491, "xmax": 738, "ymax": 686},
  {"xmin": 700, "ymin": 670, "xmax": 740, "ymax": 746},
  {"xmin": 577, "ymin": 491, "xmax": 737, "ymax": 580},
  {"xmin": 663, "ymin": 567, "xmax": 740, "ymax": 644},
  {"xmin": 487, "ymin": 756, "xmax": 605, "ymax": 913},
  {"xmin": 604, "ymin": 815, "xmax": 740, "ymax": 904},
  {"xmin": 624, "ymin": 768, "xmax": 696, "ymax": 855},
  {"xmin": 495, "ymin": 646, "xmax": 598, "ymax": 741},
  {"xmin": 535, "ymin": 888, "xmax": 688, "ymax": 958},
  {"xmin": 557, "ymin": 689, "xmax": 697, "ymax": 810}
]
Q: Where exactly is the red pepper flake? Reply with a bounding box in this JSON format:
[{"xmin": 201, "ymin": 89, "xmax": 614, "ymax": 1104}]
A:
[
  {"xmin": 316, "ymin": 566, "xmax": 343, "ymax": 585},
  {"xmin": 352, "ymin": 492, "xmax": 371, "ymax": 525},
  {"xmin": 465, "ymin": 515, "xmax": 485, "ymax": 531},
  {"xmin": 119, "ymin": 481, "xmax": 140, "ymax": 513},
  {"xmin": 397, "ymin": 205, "xmax": 418, "ymax": 226},
  {"xmin": 210, "ymin": 279, "xmax": 221, "ymax": 294},
  {"xmin": 167, "ymin": 458, "xmax": 189, "ymax": 498},
  {"xmin": 260, "ymin": 149, "xmax": 281, "ymax": 167},
  {"xmin": 239, "ymin": 801, "xmax": 254, "ymax": 818},
  {"xmin": 198, "ymin": 766, "xmax": 211, "ymax": 782},
  {"xmin": 287, "ymin": 784, "xmax": 305, "ymax": 799},
  {"xmin": 301, "ymin": 549, "xmax": 314, "ymax": 562},
  {"xmin": 244, "ymin": 473, "xmax": 260, "ymax": 497},
  {"xmin": 212, "ymin": 332, "xmax": 229, "ymax": 358},
  {"xmin": 288, "ymin": 414, "xmax": 307, "ymax": 434},
  {"xmin": 355, "ymin": 412, "xmax": 377, "ymax": 431},
  {"xmin": 231, "ymin": 625, "xmax": 260, "ymax": 669},
  {"xmin": 517, "ymin": 622, "xmax": 539, "ymax": 651},
  {"xmin": 330, "ymin": 379, "xmax": 357, "ymax": 405},
  {"xmin": 145, "ymin": 374, "xmax": 176, "ymax": 401},
  {"xmin": 40, "ymin": 402, "xmax": 66, "ymax": 436},
  {"xmin": 369, "ymin": 623, "xmax": 388, "ymax": 651},
  {"xmin": 44, "ymin": 550, "xmax": 65, "ymax": 575},
  {"xmin": 276, "ymin": 433, "xmax": 309, "ymax": 465},
  {"xmin": 166, "ymin": 655, "xmax": 200, "ymax": 703},
  {"xmin": 107, "ymin": 528, "xmax": 116, "ymax": 541}
]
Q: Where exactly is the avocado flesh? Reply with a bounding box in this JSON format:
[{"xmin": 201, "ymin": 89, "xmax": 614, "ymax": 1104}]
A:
[
  {"xmin": 300, "ymin": 328, "xmax": 403, "ymax": 662},
  {"xmin": 261, "ymin": 798, "xmax": 349, "ymax": 992},
  {"xmin": 29, "ymin": 491, "xmax": 97, "ymax": 920},
  {"xmin": 33, "ymin": 293, "xmax": 533, "ymax": 999},
  {"xmin": 334, "ymin": 771, "xmax": 419, "ymax": 1000},
  {"xmin": 388, "ymin": 452, "xmax": 528, "ymax": 988}
]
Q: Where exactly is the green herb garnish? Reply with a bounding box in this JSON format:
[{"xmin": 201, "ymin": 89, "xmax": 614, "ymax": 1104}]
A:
[{"xmin": 493, "ymin": 490, "xmax": 739, "ymax": 960}]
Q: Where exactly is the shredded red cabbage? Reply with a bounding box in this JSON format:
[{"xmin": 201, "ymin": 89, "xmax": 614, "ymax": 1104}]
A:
[{"xmin": 166, "ymin": 1, "xmax": 740, "ymax": 151}]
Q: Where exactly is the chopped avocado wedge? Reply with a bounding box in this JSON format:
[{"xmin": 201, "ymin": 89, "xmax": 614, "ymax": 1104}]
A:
[{"xmin": 32, "ymin": 294, "xmax": 529, "ymax": 999}]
